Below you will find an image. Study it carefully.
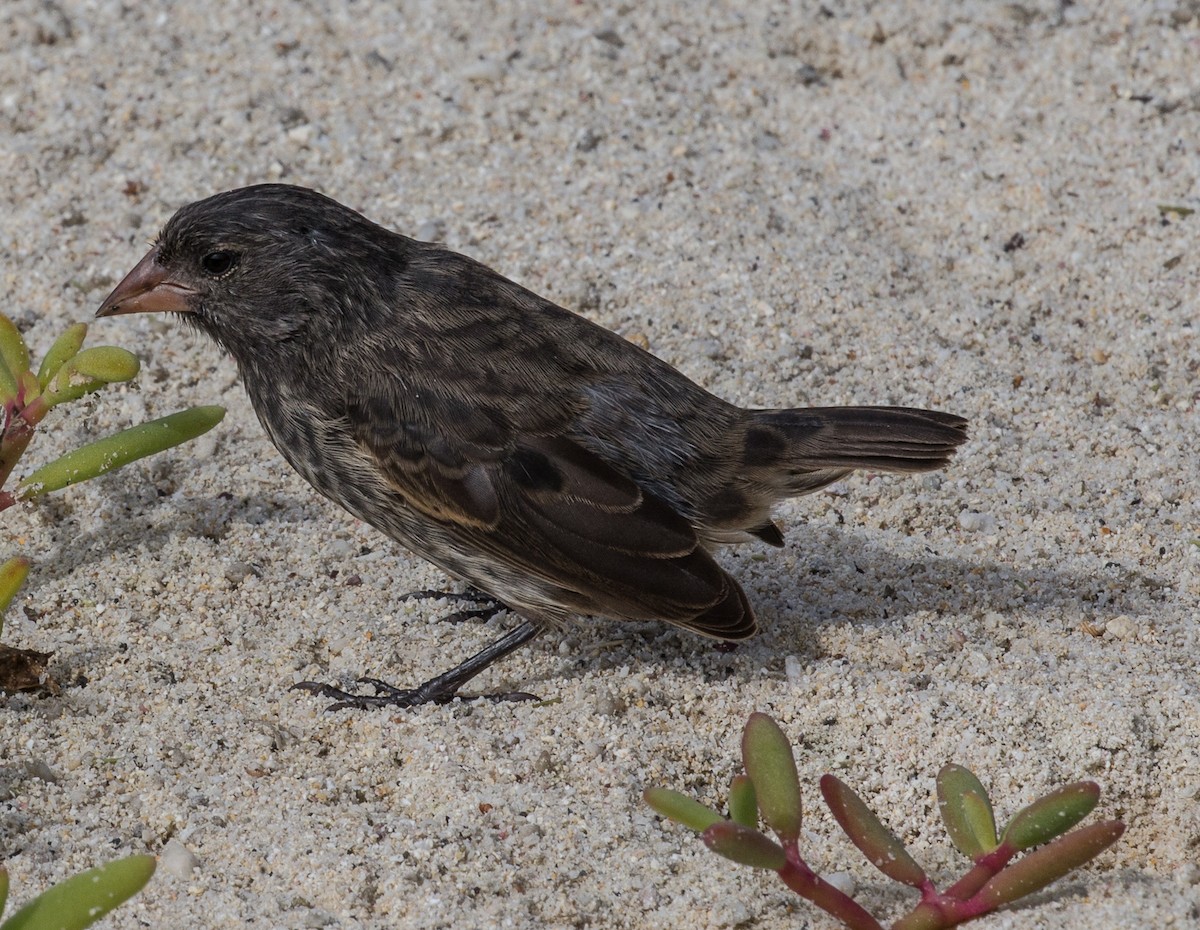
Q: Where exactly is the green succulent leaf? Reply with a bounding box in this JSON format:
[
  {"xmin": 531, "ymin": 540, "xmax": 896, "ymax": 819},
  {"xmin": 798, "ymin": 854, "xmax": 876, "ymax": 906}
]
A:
[
  {"xmin": 62, "ymin": 346, "xmax": 138, "ymax": 382},
  {"xmin": 728, "ymin": 774, "xmax": 758, "ymax": 829},
  {"xmin": 820, "ymin": 774, "xmax": 927, "ymax": 887},
  {"xmin": 17, "ymin": 406, "xmax": 225, "ymax": 501},
  {"xmin": 644, "ymin": 787, "xmax": 724, "ymax": 832},
  {"xmin": 1001, "ymin": 782, "xmax": 1100, "ymax": 852},
  {"xmin": 0, "ymin": 865, "xmax": 8, "ymax": 918},
  {"xmin": 0, "ymin": 358, "xmax": 17, "ymax": 405},
  {"xmin": 0, "ymin": 557, "xmax": 32, "ymax": 630},
  {"xmin": 976, "ymin": 820, "xmax": 1124, "ymax": 908},
  {"xmin": 0, "ymin": 314, "xmax": 31, "ymax": 385},
  {"xmin": 44, "ymin": 347, "xmax": 139, "ymax": 407},
  {"xmin": 0, "ymin": 854, "xmax": 155, "ymax": 930},
  {"xmin": 741, "ymin": 713, "xmax": 803, "ymax": 843},
  {"xmin": 36, "ymin": 323, "xmax": 88, "ymax": 389},
  {"xmin": 702, "ymin": 822, "xmax": 787, "ymax": 870},
  {"xmin": 938, "ymin": 764, "xmax": 998, "ymax": 858}
]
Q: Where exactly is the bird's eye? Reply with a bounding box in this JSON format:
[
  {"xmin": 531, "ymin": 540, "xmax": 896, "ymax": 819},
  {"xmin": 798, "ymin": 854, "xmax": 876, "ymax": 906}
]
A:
[{"xmin": 201, "ymin": 250, "xmax": 239, "ymax": 276}]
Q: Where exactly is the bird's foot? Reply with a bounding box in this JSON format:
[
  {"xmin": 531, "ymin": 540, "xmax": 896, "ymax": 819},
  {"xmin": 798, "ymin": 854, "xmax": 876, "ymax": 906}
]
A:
[
  {"xmin": 292, "ymin": 620, "xmax": 545, "ymax": 711},
  {"xmin": 291, "ymin": 676, "xmax": 539, "ymax": 712}
]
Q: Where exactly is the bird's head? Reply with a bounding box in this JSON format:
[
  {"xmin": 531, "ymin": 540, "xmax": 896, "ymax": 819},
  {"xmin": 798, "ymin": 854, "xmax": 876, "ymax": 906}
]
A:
[{"xmin": 96, "ymin": 184, "xmax": 401, "ymax": 357}]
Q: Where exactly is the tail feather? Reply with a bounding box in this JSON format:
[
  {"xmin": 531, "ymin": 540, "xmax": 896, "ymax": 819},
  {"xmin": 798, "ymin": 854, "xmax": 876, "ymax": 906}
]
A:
[{"xmin": 751, "ymin": 405, "xmax": 968, "ymax": 487}]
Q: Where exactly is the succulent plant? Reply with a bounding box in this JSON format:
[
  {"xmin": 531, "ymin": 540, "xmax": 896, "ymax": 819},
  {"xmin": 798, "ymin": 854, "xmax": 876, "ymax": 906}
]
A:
[
  {"xmin": 0, "ymin": 310, "xmax": 224, "ymax": 692},
  {"xmin": 646, "ymin": 712, "xmax": 1124, "ymax": 929}
]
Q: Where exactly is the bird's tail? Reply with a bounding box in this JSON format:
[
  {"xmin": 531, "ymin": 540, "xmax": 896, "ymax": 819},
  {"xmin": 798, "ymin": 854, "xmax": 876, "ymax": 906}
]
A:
[{"xmin": 747, "ymin": 405, "xmax": 969, "ymax": 496}]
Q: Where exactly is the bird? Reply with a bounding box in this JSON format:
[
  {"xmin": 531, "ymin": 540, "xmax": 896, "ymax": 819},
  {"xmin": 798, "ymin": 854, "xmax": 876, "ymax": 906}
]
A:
[{"xmin": 96, "ymin": 184, "xmax": 967, "ymax": 709}]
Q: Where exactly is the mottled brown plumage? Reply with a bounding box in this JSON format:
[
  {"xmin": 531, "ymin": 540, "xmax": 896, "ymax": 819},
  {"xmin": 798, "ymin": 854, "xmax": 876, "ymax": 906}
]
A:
[{"xmin": 97, "ymin": 184, "xmax": 967, "ymax": 708}]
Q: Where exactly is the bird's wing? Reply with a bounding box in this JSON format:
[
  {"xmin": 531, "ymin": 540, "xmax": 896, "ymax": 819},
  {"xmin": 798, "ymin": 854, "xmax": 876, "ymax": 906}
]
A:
[{"xmin": 344, "ymin": 375, "xmax": 754, "ymax": 639}]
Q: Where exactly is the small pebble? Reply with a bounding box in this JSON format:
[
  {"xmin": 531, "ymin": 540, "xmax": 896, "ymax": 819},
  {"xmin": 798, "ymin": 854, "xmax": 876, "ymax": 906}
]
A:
[
  {"xmin": 161, "ymin": 839, "xmax": 201, "ymax": 878},
  {"xmin": 224, "ymin": 561, "xmax": 255, "ymax": 585},
  {"xmin": 825, "ymin": 871, "xmax": 857, "ymax": 896},
  {"xmin": 593, "ymin": 687, "xmax": 626, "ymax": 717},
  {"xmin": 711, "ymin": 898, "xmax": 752, "ymax": 928},
  {"xmin": 958, "ymin": 511, "xmax": 997, "ymax": 533},
  {"xmin": 1105, "ymin": 615, "xmax": 1138, "ymax": 641}
]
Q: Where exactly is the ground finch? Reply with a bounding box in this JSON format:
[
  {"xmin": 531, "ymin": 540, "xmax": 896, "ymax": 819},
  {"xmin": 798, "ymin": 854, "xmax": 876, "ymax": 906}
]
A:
[{"xmin": 97, "ymin": 184, "xmax": 967, "ymax": 708}]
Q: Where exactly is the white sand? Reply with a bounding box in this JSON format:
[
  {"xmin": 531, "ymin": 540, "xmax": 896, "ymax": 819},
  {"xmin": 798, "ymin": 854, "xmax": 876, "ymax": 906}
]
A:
[{"xmin": 2, "ymin": 2, "xmax": 1197, "ymax": 927}]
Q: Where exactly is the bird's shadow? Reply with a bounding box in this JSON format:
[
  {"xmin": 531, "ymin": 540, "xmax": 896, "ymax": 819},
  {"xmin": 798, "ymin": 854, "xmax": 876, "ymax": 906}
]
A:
[{"xmin": 566, "ymin": 520, "xmax": 1168, "ymax": 691}]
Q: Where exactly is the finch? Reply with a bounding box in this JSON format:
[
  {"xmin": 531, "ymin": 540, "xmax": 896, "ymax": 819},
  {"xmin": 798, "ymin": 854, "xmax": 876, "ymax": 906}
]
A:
[{"xmin": 97, "ymin": 184, "xmax": 967, "ymax": 708}]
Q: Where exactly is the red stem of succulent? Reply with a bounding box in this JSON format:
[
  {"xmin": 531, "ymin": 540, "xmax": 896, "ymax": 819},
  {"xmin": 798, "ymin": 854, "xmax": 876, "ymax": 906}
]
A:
[
  {"xmin": 894, "ymin": 848, "xmax": 1019, "ymax": 930},
  {"xmin": 0, "ymin": 393, "xmax": 47, "ymax": 492},
  {"xmin": 942, "ymin": 843, "xmax": 1015, "ymax": 901},
  {"xmin": 776, "ymin": 842, "xmax": 884, "ymax": 930}
]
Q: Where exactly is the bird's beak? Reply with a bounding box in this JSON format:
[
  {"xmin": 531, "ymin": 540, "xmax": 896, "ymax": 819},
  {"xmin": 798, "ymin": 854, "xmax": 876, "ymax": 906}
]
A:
[{"xmin": 96, "ymin": 247, "xmax": 197, "ymax": 317}]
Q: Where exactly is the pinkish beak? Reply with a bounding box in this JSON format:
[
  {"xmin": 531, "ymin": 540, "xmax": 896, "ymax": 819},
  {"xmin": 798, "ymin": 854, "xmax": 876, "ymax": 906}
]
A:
[{"xmin": 96, "ymin": 247, "xmax": 197, "ymax": 317}]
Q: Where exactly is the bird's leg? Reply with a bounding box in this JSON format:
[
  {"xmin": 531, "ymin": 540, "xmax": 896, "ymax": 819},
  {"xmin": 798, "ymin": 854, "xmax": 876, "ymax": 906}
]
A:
[
  {"xmin": 400, "ymin": 586, "xmax": 505, "ymax": 624},
  {"xmin": 292, "ymin": 619, "xmax": 543, "ymax": 711}
]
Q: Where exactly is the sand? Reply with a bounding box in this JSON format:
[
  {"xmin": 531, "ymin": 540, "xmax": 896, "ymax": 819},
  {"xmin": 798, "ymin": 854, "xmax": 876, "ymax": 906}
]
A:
[{"xmin": 1, "ymin": 1, "xmax": 1197, "ymax": 927}]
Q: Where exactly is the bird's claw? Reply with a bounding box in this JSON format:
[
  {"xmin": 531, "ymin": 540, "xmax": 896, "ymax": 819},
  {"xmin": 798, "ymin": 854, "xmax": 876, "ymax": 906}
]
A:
[
  {"xmin": 290, "ymin": 676, "xmax": 539, "ymax": 711},
  {"xmin": 290, "ymin": 678, "xmax": 437, "ymax": 710}
]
